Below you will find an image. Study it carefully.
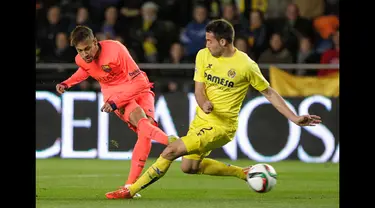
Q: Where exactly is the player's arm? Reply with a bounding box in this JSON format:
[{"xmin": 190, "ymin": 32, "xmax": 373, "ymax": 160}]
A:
[
  {"xmin": 247, "ymin": 63, "xmax": 321, "ymax": 126},
  {"xmin": 260, "ymin": 87, "xmax": 300, "ymax": 123},
  {"xmin": 56, "ymin": 67, "xmax": 89, "ymax": 94},
  {"xmin": 194, "ymin": 50, "xmax": 213, "ymax": 114},
  {"xmin": 195, "ymin": 82, "xmax": 213, "ymax": 114}
]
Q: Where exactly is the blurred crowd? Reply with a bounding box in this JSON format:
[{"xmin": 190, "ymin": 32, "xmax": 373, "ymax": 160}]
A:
[{"xmin": 36, "ymin": 0, "xmax": 339, "ymax": 93}]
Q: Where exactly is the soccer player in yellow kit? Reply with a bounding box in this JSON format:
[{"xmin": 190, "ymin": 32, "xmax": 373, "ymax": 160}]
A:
[{"xmin": 105, "ymin": 19, "xmax": 322, "ymax": 199}]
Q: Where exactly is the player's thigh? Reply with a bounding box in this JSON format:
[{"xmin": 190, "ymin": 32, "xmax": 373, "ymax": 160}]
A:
[
  {"xmin": 136, "ymin": 91, "xmax": 156, "ymax": 120},
  {"xmin": 181, "ymin": 124, "xmax": 231, "ymax": 157},
  {"xmin": 114, "ymin": 99, "xmax": 143, "ymax": 131},
  {"xmin": 116, "ymin": 92, "xmax": 157, "ymax": 131}
]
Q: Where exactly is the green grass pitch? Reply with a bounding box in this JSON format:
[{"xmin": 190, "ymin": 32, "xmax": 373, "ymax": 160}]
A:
[{"xmin": 36, "ymin": 158, "xmax": 339, "ymax": 208}]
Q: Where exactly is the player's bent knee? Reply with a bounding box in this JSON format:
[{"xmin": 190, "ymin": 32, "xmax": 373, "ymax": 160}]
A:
[
  {"xmin": 180, "ymin": 165, "xmax": 199, "ymax": 174},
  {"xmin": 161, "ymin": 145, "xmax": 177, "ymax": 160},
  {"xmin": 161, "ymin": 141, "xmax": 187, "ymax": 160},
  {"xmin": 147, "ymin": 116, "xmax": 155, "ymax": 125},
  {"xmin": 129, "ymin": 107, "xmax": 147, "ymax": 126},
  {"xmin": 180, "ymin": 157, "xmax": 201, "ymax": 174}
]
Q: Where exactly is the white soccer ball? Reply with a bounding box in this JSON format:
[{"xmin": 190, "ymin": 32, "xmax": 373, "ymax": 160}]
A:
[{"xmin": 246, "ymin": 163, "xmax": 277, "ymax": 193}]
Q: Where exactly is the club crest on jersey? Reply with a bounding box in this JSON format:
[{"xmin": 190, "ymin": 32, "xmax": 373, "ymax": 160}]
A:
[
  {"xmin": 101, "ymin": 65, "xmax": 112, "ymax": 73},
  {"xmin": 118, "ymin": 107, "xmax": 125, "ymax": 115},
  {"xmin": 227, "ymin": 69, "xmax": 236, "ymax": 78}
]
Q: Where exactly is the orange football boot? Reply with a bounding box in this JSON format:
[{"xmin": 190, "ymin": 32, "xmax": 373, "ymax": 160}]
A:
[{"xmin": 105, "ymin": 187, "xmax": 133, "ymax": 199}]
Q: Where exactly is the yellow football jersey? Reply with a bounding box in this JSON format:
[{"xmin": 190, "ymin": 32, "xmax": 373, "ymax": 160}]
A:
[{"xmin": 193, "ymin": 48, "xmax": 269, "ymax": 129}]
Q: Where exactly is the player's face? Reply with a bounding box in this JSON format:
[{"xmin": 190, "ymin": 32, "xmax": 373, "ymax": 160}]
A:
[
  {"xmin": 75, "ymin": 38, "xmax": 99, "ymax": 63},
  {"xmin": 206, "ymin": 32, "xmax": 224, "ymax": 57}
]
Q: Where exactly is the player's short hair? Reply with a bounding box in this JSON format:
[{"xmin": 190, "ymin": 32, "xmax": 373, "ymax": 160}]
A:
[
  {"xmin": 205, "ymin": 19, "xmax": 235, "ymax": 44},
  {"xmin": 69, "ymin": 25, "xmax": 95, "ymax": 47}
]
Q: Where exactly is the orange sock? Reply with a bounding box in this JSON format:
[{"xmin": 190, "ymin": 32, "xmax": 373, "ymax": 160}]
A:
[
  {"xmin": 126, "ymin": 134, "xmax": 152, "ymax": 185},
  {"xmin": 137, "ymin": 118, "xmax": 168, "ymax": 145}
]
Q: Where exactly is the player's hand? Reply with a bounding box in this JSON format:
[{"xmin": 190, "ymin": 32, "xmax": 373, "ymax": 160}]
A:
[
  {"xmin": 56, "ymin": 84, "xmax": 67, "ymax": 94},
  {"xmin": 293, "ymin": 115, "xmax": 322, "ymax": 126},
  {"xmin": 101, "ymin": 102, "xmax": 116, "ymax": 113},
  {"xmin": 202, "ymin": 101, "xmax": 213, "ymax": 114}
]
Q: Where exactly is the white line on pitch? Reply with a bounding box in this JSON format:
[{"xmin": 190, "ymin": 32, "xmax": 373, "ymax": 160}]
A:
[{"xmin": 37, "ymin": 174, "xmax": 123, "ymax": 179}]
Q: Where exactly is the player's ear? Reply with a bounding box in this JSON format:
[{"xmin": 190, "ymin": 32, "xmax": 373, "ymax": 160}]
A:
[
  {"xmin": 219, "ymin": 39, "xmax": 226, "ymax": 47},
  {"xmin": 93, "ymin": 37, "xmax": 98, "ymax": 45}
]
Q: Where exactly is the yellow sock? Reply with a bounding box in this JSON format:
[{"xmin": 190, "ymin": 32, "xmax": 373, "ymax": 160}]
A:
[
  {"xmin": 128, "ymin": 156, "xmax": 172, "ymax": 196},
  {"xmin": 198, "ymin": 158, "xmax": 247, "ymax": 181}
]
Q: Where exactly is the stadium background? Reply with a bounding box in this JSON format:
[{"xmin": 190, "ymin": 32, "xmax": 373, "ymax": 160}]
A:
[{"xmin": 36, "ymin": 0, "xmax": 339, "ymax": 163}]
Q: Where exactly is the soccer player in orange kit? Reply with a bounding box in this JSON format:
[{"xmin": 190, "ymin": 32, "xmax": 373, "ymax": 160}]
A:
[{"xmin": 55, "ymin": 26, "xmax": 178, "ymax": 198}]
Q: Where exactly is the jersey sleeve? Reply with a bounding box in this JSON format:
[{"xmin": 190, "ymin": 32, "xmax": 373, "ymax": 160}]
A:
[
  {"xmin": 193, "ymin": 49, "xmax": 205, "ymax": 82},
  {"xmin": 245, "ymin": 62, "xmax": 270, "ymax": 92},
  {"xmin": 61, "ymin": 67, "xmax": 89, "ymax": 88}
]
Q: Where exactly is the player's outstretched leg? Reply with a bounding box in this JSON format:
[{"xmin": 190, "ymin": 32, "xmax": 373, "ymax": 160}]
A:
[
  {"xmin": 120, "ymin": 103, "xmax": 178, "ymax": 198},
  {"xmin": 124, "ymin": 131, "xmax": 152, "ymax": 198},
  {"xmin": 105, "ymin": 139, "xmax": 187, "ymax": 199},
  {"xmin": 181, "ymin": 157, "xmax": 250, "ymax": 181},
  {"xmin": 124, "ymin": 117, "xmax": 178, "ymax": 186}
]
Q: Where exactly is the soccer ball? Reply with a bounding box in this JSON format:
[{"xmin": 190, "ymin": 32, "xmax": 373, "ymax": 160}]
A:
[{"xmin": 246, "ymin": 163, "xmax": 277, "ymax": 193}]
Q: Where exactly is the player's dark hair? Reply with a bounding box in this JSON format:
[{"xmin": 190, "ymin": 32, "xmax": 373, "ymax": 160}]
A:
[
  {"xmin": 205, "ymin": 19, "xmax": 235, "ymax": 44},
  {"xmin": 70, "ymin": 25, "xmax": 94, "ymax": 47}
]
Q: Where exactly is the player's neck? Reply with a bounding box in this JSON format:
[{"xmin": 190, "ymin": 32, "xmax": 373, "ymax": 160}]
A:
[
  {"xmin": 94, "ymin": 43, "xmax": 102, "ymax": 60},
  {"xmin": 221, "ymin": 45, "xmax": 236, "ymax": 58}
]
